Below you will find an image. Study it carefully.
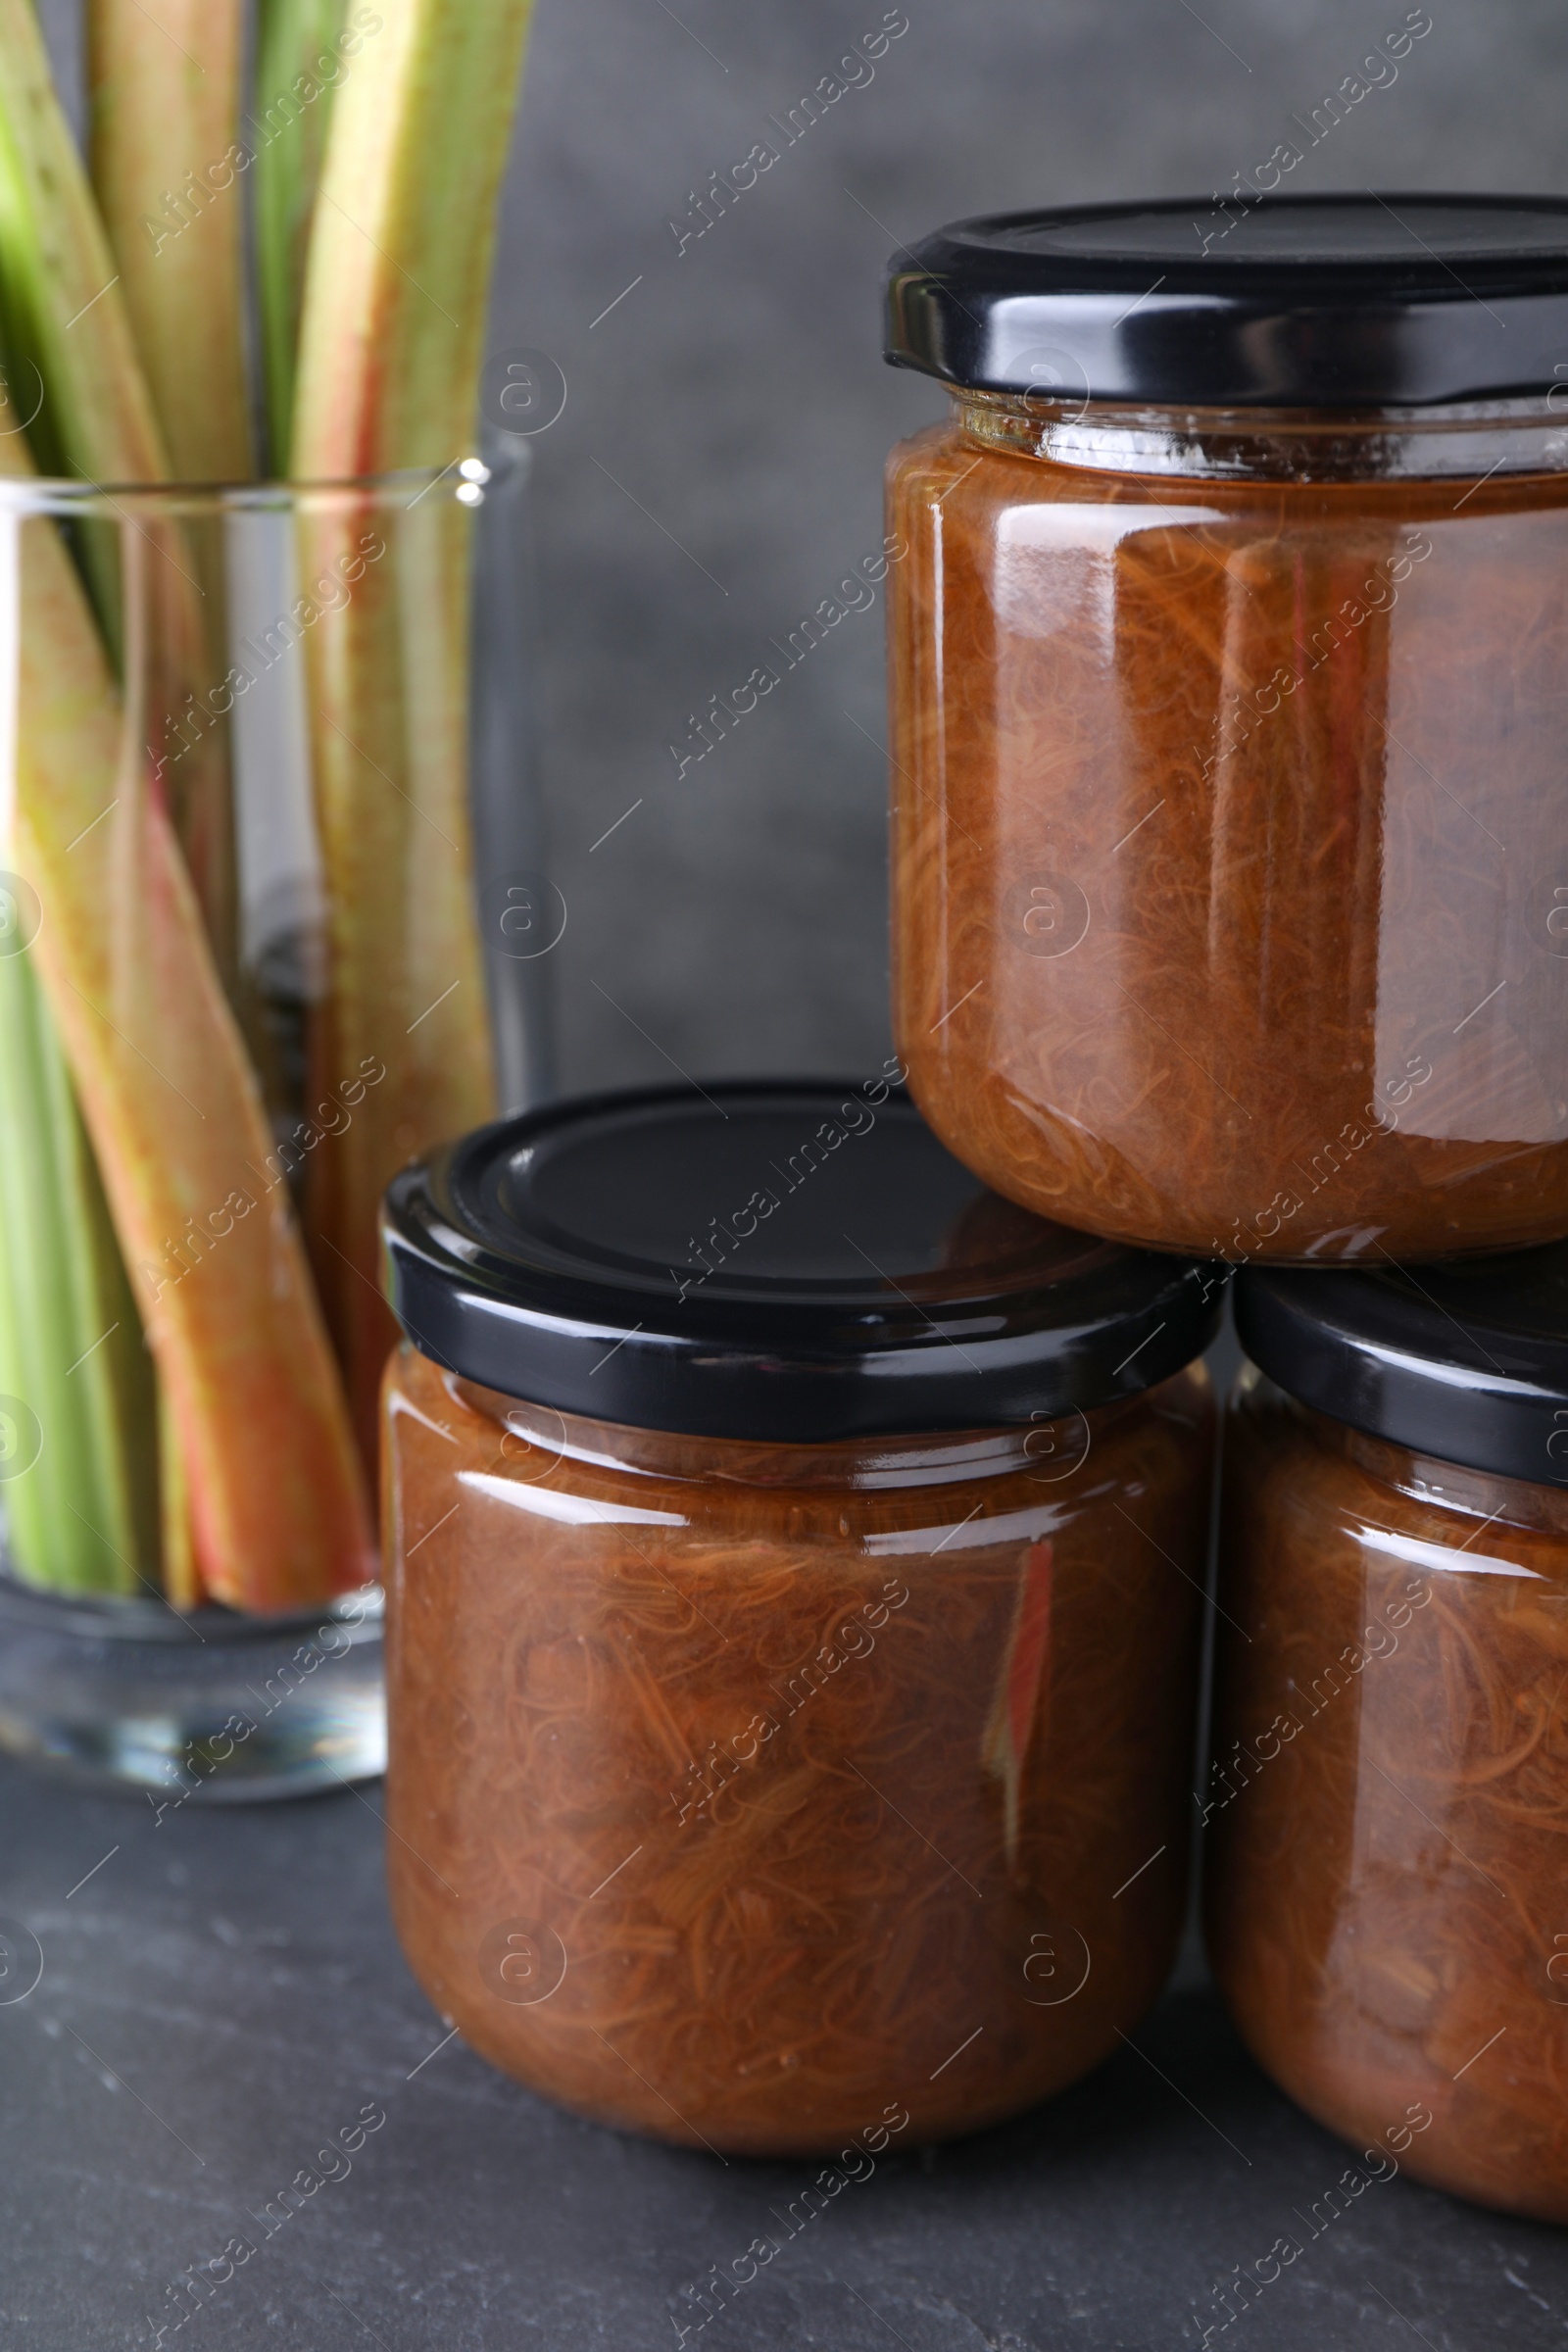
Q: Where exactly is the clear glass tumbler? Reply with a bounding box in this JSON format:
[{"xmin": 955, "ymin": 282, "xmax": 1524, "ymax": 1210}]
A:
[{"xmin": 0, "ymin": 444, "xmax": 546, "ymax": 1795}]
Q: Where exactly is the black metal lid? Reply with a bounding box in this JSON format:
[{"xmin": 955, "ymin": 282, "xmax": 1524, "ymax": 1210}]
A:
[
  {"xmin": 381, "ymin": 1081, "xmax": 1223, "ymax": 1443},
  {"xmin": 885, "ymin": 195, "xmax": 1568, "ymax": 410},
  {"xmin": 1236, "ymin": 1250, "xmax": 1568, "ymax": 1489}
]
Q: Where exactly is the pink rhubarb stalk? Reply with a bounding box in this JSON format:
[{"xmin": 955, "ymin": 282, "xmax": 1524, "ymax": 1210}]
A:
[
  {"xmin": 87, "ymin": 0, "xmax": 255, "ymax": 483},
  {"xmin": 288, "ymin": 0, "xmax": 535, "ymax": 1464}
]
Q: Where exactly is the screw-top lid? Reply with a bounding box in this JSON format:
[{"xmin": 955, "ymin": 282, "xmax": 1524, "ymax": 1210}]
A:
[
  {"xmin": 885, "ymin": 195, "xmax": 1568, "ymax": 409},
  {"xmin": 381, "ymin": 1081, "xmax": 1223, "ymax": 1443},
  {"xmin": 1236, "ymin": 1250, "xmax": 1568, "ymax": 1489}
]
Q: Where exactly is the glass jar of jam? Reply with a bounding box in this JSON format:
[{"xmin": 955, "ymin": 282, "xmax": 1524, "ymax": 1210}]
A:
[
  {"xmin": 884, "ymin": 195, "xmax": 1568, "ymax": 1261},
  {"xmin": 1207, "ymin": 1250, "xmax": 1568, "ymax": 2221},
  {"xmin": 379, "ymin": 1079, "xmax": 1220, "ymax": 2155}
]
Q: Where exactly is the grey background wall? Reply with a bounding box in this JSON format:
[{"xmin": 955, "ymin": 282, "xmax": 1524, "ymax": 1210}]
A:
[{"xmin": 42, "ymin": 0, "xmax": 1568, "ymax": 1099}]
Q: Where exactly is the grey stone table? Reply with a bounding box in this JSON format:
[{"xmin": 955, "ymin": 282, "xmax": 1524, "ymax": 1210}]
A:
[{"xmin": 1, "ymin": 1753, "xmax": 1562, "ymax": 2352}]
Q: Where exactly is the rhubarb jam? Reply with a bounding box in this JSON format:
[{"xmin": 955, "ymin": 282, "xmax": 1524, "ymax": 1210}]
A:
[
  {"xmin": 1206, "ymin": 1251, "xmax": 1568, "ymax": 2222},
  {"xmin": 885, "ymin": 198, "xmax": 1568, "ymax": 1260},
  {"xmin": 379, "ymin": 1081, "xmax": 1219, "ymax": 2153}
]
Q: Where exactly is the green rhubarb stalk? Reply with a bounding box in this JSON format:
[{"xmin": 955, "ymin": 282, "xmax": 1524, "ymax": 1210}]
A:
[
  {"xmin": 0, "ymin": 0, "xmax": 165, "ymax": 1598},
  {"xmin": 87, "ymin": 0, "xmax": 255, "ymax": 483},
  {"xmin": 0, "ymin": 0, "xmax": 166, "ymax": 487},
  {"xmin": 255, "ymin": 0, "xmax": 348, "ymax": 471},
  {"xmin": 289, "ymin": 0, "xmax": 534, "ymax": 1466},
  {"xmin": 0, "ymin": 934, "xmax": 158, "ymax": 1595},
  {"xmin": 7, "ymin": 427, "xmax": 376, "ymax": 1609}
]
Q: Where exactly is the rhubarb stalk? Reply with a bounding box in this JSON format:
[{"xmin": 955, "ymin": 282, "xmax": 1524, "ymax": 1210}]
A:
[
  {"xmin": 0, "ymin": 0, "xmax": 239, "ymax": 987},
  {"xmin": 0, "ymin": 0, "xmax": 167, "ymax": 1598},
  {"xmin": 255, "ymin": 0, "xmax": 347, "ymax": 471},
  {"xmin": 87, "ymin": 0, "xmax": 255, "ymax": 484},
  {"xmin": 0, "ymin": 0, "xmax": 166, "ymax": 487},
  {"xmin": 0, "ymin": 934, "xmax": 159, "ymax": 1595},
  {"xmin": 290, "ymin": 0, "xmax": 534, "ymax": 1461},
  {"xmin": 85, "ymin": 0, "xmax": 254, "ymax": 1008}
]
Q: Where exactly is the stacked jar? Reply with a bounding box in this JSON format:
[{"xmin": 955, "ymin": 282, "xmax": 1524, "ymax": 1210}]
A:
[
  {"xmin": 883, "ymin": 195, "xmax": 1568, "ymax": 1260},
  {"xmin": 1209, "ymin": 1253, "xmax": 1568, "ymax": 2224},
  {"xmin": 882, "ymin": 192, "xmax": 1568, "ymax": 2216},
  {"xmin": 378, "ymin": 1082, "xmax": 1222, "ymax": 2154}
]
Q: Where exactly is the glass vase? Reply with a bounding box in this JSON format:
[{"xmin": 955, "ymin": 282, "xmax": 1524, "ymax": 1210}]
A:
[{"xmin": 0, "ymin": 440, "xmax": 549, "ymax": 1794}]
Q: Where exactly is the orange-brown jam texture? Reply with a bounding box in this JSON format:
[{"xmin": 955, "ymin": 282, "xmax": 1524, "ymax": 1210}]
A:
[
  {"xmin": 384, "ymin": 1345, "xmax": 1213, "ymax": 2154},
  {"xmin": 1206, "ymin": 1374, "xmax": 1568, "ymax": 2221},
  {"xmin": 888, "ymin": 417, "xmax": 1568, "ymax": 1260}
]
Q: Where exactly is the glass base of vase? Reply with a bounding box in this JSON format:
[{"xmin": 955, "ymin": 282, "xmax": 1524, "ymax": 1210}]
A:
[{"xmin": 0, "ymin": 1571, "xmax": 385, "ymax": 1802}]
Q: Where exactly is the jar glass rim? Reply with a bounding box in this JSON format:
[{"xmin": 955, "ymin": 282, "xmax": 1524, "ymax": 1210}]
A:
[
  {"xmin": 951, "ymin": 386, "xmax": 1568, "ymax": 483},
  {"xmin": 442, "ymin": 1360, "xmax": 1181, "ymax": 1492}
]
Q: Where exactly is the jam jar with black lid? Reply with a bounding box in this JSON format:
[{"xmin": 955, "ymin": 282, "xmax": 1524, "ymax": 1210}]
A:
[
  {"xmin": 379, "ymin": 1078, "xmax": 1221, "ymax": 2155},
  {"xmin": 1208, "ymin": 1250, "xmax": 1568, "ymax": 2221},
  {"xmin": 885, "ymin": 193, "xmax": 1568, "ymax": 1261}
]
